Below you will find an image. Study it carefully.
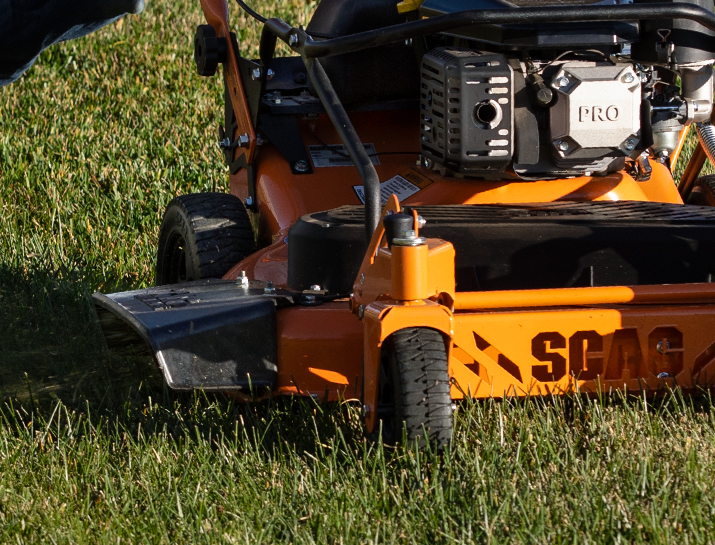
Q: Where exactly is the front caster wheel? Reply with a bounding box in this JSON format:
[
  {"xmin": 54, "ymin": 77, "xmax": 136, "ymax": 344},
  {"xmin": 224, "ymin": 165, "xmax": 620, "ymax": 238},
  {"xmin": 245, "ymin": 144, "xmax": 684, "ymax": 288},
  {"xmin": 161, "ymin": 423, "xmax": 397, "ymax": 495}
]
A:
[
  {"xmin": 156, "ymin": 193, "xmax": 255, "ymax": 285},
  {"xmin": 373, "ymin": 327, "xmax": 453, "ymax": 449}
]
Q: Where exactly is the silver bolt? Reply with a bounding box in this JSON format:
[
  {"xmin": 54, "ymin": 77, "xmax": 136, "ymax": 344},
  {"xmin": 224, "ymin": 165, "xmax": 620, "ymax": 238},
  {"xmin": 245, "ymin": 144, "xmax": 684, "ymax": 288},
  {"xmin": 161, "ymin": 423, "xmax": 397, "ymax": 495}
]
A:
[
  {"xmin": 266, "ymin": 68, "xmax": 275, "ymax": 80},
  {"xmin": 237, "ymin": 270, "xmax": 249, "ymax": 288},
  {"xmin": 557, "ymin": 140, "xmax": 569, "ymax": 152},
  {"xmin": 360, "ymin": 273, "xmax": 365, "ymax": 285},
  {"xmin": 245, "ymin": 196, "xmax": 254, "ymax": 207},
  {"xmin": 289, "ymin": 34, "xmax": 299, "ymax": 46},
  {"xmin": 358, "ymin": 305, "xmax": 365, "ymax": 319},
  {"xmin": 624, "ymin": 139, "xmax": 636, "ymax": 151},
  {"xmin": 251, "ymin": 68, "xmax": 261, "ymax": 81},
  {"xmin": 403, "ymin": 230, "xmax": 417, "ymax": 239},
  {"xmin": 657, "ymin": 340, "xmax": 671, "ymax": 354},
  {"xmin": 555, "ymin": 76, "xmax": 569, "ymax": 88},
  {"xmin": 218, "ymin": 137, "xmax": 231, "ymax": 149},
  {"xmin": 264, "ymin": 281, "xmax": 276, "ymax": 295},
  {"xmin": 238, "ymin": 133, "xmax": 249, "ymax": 147},
  {"xmin": 310, "ymin": 284, "xmax": 321, "ymax": 291},
  {"xmin": 623, "ymin": 71, "xmax": 635, "ymax": 83},
  {"xmin": 417, "ymin": 215, "xmax": 426, "ymax": 228},
  {"xmin": 294, "ymin": 160, "xmax": 309, "ymax": 172}
]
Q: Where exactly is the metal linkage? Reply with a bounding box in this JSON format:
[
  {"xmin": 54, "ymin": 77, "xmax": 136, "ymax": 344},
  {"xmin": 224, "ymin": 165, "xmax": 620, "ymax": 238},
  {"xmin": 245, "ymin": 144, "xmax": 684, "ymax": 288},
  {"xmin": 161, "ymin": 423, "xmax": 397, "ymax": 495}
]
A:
[{"xmin": 303, "ymin": 58, "xmax": 381, "ymax": 241}]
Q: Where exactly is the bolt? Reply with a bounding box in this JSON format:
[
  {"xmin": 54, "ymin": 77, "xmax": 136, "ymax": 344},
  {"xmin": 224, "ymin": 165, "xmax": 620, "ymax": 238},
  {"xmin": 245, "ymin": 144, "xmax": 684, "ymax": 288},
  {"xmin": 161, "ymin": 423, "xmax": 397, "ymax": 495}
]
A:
[
  {"xmin": 358, "ymin": 305, "xmax": 365, "ymax": 319},
  {"xmin": 423, "ymin": 157, "xmax": 433, "ymax": 169},
  {"xmin": 403, "ymin": 230, "xmax": 417, "ymax": 239},
  {"xmin": 304, "ymin": 294, "xmax": 316, "ymax": 303},
  {"xmin": 245, "ymin": 196, "xmax": 254, "ymax": 207},
  {"xmin": 264, "ymin": 281, "xmax": 276, "ymax": 295},
  {"xmin": 360, "ymin": 273, "xmax": 365, "ymax": 285},
  {"xmin": 218, "ymin": 137, "xmax": 231, "ymax": 149},
  {"xmin": 310, "ymin": 284, "xmax": 321, "ymax": 291},
  {"xmin": 294, "ymin": 160, "xmax": 309, "ymax": 173},
  {"xmin": 417, "ymin": 215, "xmax": 426, "ymax": 228},
  {"xmin": 557, "ymin": 140, "xmax": 569, "ymax": 152},
  {"xmin": 266, "ymin": 68, "xmax": 275, "ymax": 80},
  {"xmin": 251, "ymin": 68, "xmax": 261, "ymax": 81},
  {"xmin": 289, "ymin": 34, "xmax": 299, "ymax": 46},
  {"xmin": 657, "ymin": 150, "xmax": 670, "ymax": 163},
  {"xmin": 623, "ymin": 71, "xmax": 635, "ymax": 83},
  {"xmin": 555, "ymin": 76, "xmax": 569, "ymax": 88},
  {"xmin": 238, "ymin": 133, "xmax": 249, "ymax": 147},
  {"xmin": 624, "ymin": 139, "xmax": 636, "ymax": 151},
  {"xmin": 237, "ymin": 270, "xmax": 249, "ymax": 288},
  {"xmin": 657, "ymin": 340, "xmax": 671, "ymax": 354}
]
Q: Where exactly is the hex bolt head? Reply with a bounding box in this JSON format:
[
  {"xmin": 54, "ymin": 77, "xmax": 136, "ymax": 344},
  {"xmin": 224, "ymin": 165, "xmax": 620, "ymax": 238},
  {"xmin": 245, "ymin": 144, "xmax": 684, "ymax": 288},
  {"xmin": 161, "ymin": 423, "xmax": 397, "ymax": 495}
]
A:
[
  {"xmin": 623, "ymin": 72, "xmax": 635, "ymax": 84},
  {"xmin": 624, "ymin": 139, "xmax": 636, "ymax": 151},
  {"xmin": 251, "ymin": 68, "xmax": 261, "ymax": 81},
  {"xmin": 266, "ymin": 68, "xmax": 275, "ymax": 80},
  {"xmin": 218, "ymin": 137, "xmax": 231, "ymax": 149},
  {"xmin": 294, "ymin": 160, "xmax": 309, "ymax": 173},
  {"xmin": 264, "ymin": 281, "xmax": 276, "ymax": 295},
  {"xmin": 358, "ymin": 305, "xmax": 365, "ymax": 319},
  {"xmin": 555, "ymin": 76, "xmax": 569, "ymax": 88},
  {"xmin": 657, "ymin": 340, "xmax": 671, "ymax": 354},
  {"xmin": 557, "ymin": 140, "xmax": 569, "ymax": 152},
  {"xmin": 237, "ymin": 270, "xmax": 249, "ymax": 288},
  {"xmin": 245, "ymin": 196, "xmax": 254, "ymax": 207},
  {"xmin": 289, "ymin": 34, "xmax": 299, "ymax": 46}
]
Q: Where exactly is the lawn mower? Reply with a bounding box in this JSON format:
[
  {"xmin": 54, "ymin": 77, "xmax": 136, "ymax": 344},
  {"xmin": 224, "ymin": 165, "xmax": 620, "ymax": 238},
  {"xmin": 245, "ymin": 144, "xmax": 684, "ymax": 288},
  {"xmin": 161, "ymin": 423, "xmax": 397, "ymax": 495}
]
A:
[{"xmin": 94, "ymin": 0, "xmax": 715, "ymax": 447}]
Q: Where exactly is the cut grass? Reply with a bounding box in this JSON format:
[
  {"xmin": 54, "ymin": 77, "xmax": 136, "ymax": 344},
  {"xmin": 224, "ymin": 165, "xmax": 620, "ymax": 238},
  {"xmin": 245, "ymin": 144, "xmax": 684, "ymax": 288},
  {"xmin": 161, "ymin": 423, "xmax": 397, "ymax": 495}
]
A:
[{"xmin": 0, "ymin": 0, "xmax": 715, "ymax": 542}]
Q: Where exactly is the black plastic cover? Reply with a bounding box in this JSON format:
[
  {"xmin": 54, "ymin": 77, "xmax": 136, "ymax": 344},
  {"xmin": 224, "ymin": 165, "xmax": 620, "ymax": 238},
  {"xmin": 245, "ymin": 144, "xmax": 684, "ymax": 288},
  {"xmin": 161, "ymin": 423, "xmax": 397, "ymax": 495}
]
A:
[
  {"xmin": 290, "ymin": 202, "xmax": 715, "ymax": 293},
  {"xmin": 93, "ymin": 279, "xmax": 281, "ymax": 391}
]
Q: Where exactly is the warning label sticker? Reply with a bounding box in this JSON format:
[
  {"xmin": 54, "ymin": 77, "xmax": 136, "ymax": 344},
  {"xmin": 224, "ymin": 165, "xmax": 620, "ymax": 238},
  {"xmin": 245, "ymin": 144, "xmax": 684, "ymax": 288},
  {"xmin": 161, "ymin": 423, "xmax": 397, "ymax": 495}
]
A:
[
  {"xmin": 353, "ymin": 170, "xmax": 434, "ymax": 205},
  {"xmin": 309, "ymin": 144, "xmax": 380, "ymax": 167}
]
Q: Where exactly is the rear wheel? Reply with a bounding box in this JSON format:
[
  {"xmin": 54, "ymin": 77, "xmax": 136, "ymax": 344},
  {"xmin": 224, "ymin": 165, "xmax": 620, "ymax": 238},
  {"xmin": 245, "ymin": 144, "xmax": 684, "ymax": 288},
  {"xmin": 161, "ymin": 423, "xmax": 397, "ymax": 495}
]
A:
[
  {"xmin": 374, "ymin": 327, "xmax": 453, "ymax": 449},
  {"xmin": 156, "ymin": 193, "xmax": 255, "ymax": 285}
]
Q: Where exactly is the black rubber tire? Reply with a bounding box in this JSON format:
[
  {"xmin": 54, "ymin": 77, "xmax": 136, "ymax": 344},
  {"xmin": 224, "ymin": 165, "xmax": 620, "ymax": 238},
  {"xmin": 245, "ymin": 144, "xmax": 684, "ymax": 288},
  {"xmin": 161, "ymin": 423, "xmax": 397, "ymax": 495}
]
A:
[
  {"xmin": 156, "ymin": 193, "xmax": 255, "ymax": 285},
  {"xmin": 686, "ymin": 174, "xmax": 715, "ymax": 206},
  {"xmin": 374, "ymin": 327, "xmax": 453, "ymax": 449}
]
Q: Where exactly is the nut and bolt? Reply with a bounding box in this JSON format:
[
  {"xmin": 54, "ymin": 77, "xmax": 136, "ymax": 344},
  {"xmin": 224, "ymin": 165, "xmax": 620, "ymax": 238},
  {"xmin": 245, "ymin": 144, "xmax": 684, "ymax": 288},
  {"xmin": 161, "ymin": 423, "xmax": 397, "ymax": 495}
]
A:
[
  {"xmin": 251, "ymin": 68, "xmax": 261, "ymax": 81},
  {"xmin": 245, "ymin": 196, "xmax": 254, "ymax": 207},
  {"xmin": 264, "ymin": 281, "xmax": 276, "ymax": 295},
  {"xmin": 623, "ymin": 72, "xmax": 635, "ymax": 84},
  {"xmin": 393, "ymin": 229, "xmax": 427, "ymax": 247},
  {"xmin": 417, "ymin": 215, "xmax": 426, "ymax": 228},
  {"xmin": 557, "ymin": 140, "xmax": 569, "ymax": 152},
  {"xmin": 358, "ymin": 305, "xmax": 365, "ymax": 319},
  {"xmin": 237, "ymin": 270, "xmax": 249, "ymax": 288},
  {"xmin": 266, "ymin": 68, "xmax": 275, "ymax": 80},
  {"xmin": 294, "ymin": 160, "xmax": 309, "ymax": 173},
  {"xmin": 218, "ymin": 137, "xmax": 231, "ymax": 149},
  {"xmin": 289, "ymin": 34, "xmax": 299, "ymax": 46},
  {"xmin": 238, "ymin": 133, "xmax": 250, "ymax": 147},
  {"xmin": 555, "ymin": 76, "xmax": 569, "ymax": 88},
  {"xmin": 304, "ymin": 294, "xmax": 316, "ymax": 303},
  {"xmin": 624, "ymin": 139, "xmax": 636, "ymax": 151},
  {"xmin": 657, "ymin": 340, "xmax": 671, "ymax": 354}
]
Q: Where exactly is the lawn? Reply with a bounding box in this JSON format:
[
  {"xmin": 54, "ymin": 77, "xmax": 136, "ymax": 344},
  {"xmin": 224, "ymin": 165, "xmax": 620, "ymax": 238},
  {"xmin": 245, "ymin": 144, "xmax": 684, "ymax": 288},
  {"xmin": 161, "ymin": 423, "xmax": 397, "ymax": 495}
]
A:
[{"xmin": 1, "ymin": 0, "xmax": 714, "ymax": 542}]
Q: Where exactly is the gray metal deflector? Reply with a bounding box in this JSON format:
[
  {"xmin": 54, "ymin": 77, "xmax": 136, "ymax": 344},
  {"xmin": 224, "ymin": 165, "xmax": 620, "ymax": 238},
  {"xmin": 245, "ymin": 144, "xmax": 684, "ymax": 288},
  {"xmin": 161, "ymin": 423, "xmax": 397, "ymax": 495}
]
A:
[{"xmin": 92, "ymin": 279, "xmax": 284, "ymax": 391}]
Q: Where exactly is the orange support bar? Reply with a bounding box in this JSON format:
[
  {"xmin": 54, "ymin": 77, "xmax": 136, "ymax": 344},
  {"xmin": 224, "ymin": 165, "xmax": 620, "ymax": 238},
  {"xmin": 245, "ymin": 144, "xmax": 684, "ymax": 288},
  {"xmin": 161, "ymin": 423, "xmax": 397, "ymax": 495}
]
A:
[{"xmin": 453, "ymin": 283, "xmax": 715, "ymax": 310}]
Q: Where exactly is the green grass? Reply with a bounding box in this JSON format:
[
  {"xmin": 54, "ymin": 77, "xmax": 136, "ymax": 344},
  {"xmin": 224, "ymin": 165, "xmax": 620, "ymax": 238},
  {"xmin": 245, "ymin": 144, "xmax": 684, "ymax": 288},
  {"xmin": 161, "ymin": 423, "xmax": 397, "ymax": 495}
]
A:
[{"xmin": 1, "ymin": 0, "xmax": 715, "ymax": 542}]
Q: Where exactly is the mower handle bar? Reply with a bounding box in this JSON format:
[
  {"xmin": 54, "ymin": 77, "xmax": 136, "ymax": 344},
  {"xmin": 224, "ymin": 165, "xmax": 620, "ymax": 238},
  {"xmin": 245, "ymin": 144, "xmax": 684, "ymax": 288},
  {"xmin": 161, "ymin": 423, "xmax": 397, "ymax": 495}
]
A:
[{"xmin": 258, "ymin": 2, "xmax": 715, "ymax": 240}]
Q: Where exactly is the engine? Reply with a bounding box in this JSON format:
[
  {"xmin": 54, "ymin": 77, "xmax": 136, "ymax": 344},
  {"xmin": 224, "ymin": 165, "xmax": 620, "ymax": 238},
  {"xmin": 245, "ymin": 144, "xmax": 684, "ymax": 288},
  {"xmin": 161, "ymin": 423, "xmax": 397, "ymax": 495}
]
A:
[{"xmin": 418, "ymin": 0, "xmax": 715, "ymax": 179}]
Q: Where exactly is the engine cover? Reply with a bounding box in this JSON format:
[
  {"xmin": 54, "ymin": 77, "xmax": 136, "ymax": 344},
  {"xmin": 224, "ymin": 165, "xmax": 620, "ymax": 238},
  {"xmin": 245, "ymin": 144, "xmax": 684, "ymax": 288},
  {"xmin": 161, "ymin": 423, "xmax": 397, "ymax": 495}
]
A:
[
  {"xmin": 420, "ymin": 47, "xmax": 514, "ymax": 178},
  {"xmin": 549, "ymin": 62, "xmax": 641, "ymax": 171}
]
